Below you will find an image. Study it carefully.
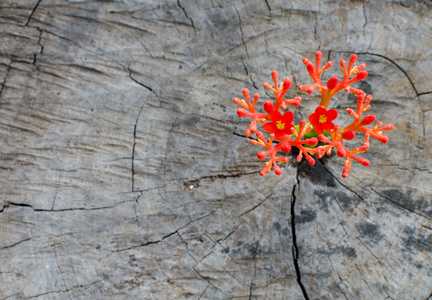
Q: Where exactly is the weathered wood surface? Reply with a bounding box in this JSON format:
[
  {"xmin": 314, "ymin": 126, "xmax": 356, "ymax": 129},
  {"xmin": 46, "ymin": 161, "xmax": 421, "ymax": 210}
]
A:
[{"xmin": 1, "ymin": 0, "xmax": 431, "ymax": 299}]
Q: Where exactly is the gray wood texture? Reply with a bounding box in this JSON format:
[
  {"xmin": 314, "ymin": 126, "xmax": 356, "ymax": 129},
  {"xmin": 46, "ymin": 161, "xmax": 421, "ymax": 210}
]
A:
[{"xmin": 1, "ymin": 0, "xmax": 431, "ymax": 299}]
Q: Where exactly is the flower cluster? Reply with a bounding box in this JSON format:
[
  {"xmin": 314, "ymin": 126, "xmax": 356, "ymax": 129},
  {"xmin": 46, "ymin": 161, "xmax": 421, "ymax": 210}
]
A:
[{"xmin": 233, "ymin": 52, "xmax": 394, "ymax": 178}]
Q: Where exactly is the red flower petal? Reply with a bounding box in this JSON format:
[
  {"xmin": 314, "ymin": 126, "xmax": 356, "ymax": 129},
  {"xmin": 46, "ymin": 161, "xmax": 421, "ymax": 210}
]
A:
[
  {"xmin": 281, "ymin": 111, "xmax": 294, "ymax": 125},
  {"xmin": 270, "ymin": 111, "xmax": 282, "ymax": 123},
  {"xmin": 281, "ymin": 126, "xmax": 294, "ymax": 136},
  {"xmin": 326, "ymin": 109, "xmax": 338, "ymax": 121},
  {"xmin": 315, "ymin": 106, "xmax": 326, "ymax": 115},
  {"xmin": 309, "ymin": 112, "xmax": 319, "ymax": 126},
  {"xmin": 263, "ymin": 122, "xmax": 278, "ymax": 133},
  {"xmin": 322, "ymin": 122, "xmax": 335, "ymax": 131},
  {"xmin": 314, "ymin": 123, "xmax": 323, "ymax": 134},
  {"xmin": 275, "ymin": 131, "xmax": 287, "ymax": 140}
]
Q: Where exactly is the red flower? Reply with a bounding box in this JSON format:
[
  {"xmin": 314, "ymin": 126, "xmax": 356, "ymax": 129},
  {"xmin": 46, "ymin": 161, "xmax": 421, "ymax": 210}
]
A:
[
  {"xmin": 263, "ymin": 111, "xmax": 295, "ymax": 140},
  {"xmin": 309, "ymin": 106, "xmax": 338, "ymax": 134}
]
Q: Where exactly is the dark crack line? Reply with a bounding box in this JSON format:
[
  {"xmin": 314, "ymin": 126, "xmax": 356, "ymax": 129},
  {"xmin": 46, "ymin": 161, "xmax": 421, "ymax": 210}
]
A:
[
  {"xmin": 426, "ymin": 290, "xmax": 432, "ymax": 300},
  {"xmin": 183, "ymin": 170, "xmax": 261, "ymax": 185},
  {"xmin": 22, "ymin": 281, "xmax": 101, "ymax": 299},
  {"xmin": 329, "ymin": 256, "xmax": 349, "ymax": 300},
  {"xmin": 357, "ymin": 52, "xmax": 418, "ymax": 95},
  {"xmin": 177, "ymin": 0, "xmax": 196, "ymax": 31},
  {"xmin": 320, "ymin": 163, "xmax": 364, "ymax": 201},
  {"xmin": 234, "ymin": 6, "xmax": 249, "ymax": 58},
  {"xmin": 54, "ymin": 248, "xmax": 72, "ymax": 300},
  {"xmin": 215, "ymin": 224, "xmax": 240, "ymax": 244},
  {"xmin": 0, "ymin": 60, "xmax": 13, "ymax": 99},
  {"xmin": 291, "ymin": 166, "xmax": 309, "ymax": 300},
  {"xmin": 371, "ymin": 189, "xmax": 430, "ymax": 220},
  {"xmin": 264, "ymin": 0, "xmax": 271, "ymax": 16},
  {"xmin": 362, "ymin": 2, "xmax": 368, "ymax": 32},
  {"xmin": 0, "ymin": 237, "xmax": 31, "ymax": 250},
  {"xmin": 198, "ymin": 285, "xmax": 209, "ymax": 300},
  {"xmin": 33, "ymin": 27, "xmax": 44, "ymax": 64},
  {"xmin": 242, "ymin": 62, "xmax": 258, "ymax": 90},
  {"xmin": 25, "ymin": 0, "xmax": 42, "ymax": 26},
  {"xmin": 248, "ymin": 240, "xmax": 260, "ymax": 300},
  {"xmin": 314, "ymin": 1, "xmax": 322, "ymax": 50},
  {"xmin": 355, "ymin": 235, "xmax": 379, "ymax": 261},
  {"xmin": 240, "ymin": 193, "xmax": 272, "ymax": 217},
  {"xmin": 133, "ymin": 200, "xmax": 140, "ymax": 237},
  {"xmin": 127, "ymin": 67, "xmax": 162, "ymax": 105},
  {"xmin": 193, "ymin": 267, "xmax": 220, "ymax": 290},
  {"xmin": 128, "ymin": 69, "xmax": 153, "ymax": 92},
  {"xmin": 115, "ymin": 213, "xmax": 213, "ymax": 252},
  {"xmin": 1, "ymin": 201, "xmax": 126, "ymax": 213},
  {"xmin": 139, "ymin": 230, "xmax": 179, "ymax": 248},
  {"xmin": 131, "ymin": 105, "xmax": 144, "ymax": 192},
  {"xmin": 357, "ymin": 51, "xmax": 425, "ymax": 135}
]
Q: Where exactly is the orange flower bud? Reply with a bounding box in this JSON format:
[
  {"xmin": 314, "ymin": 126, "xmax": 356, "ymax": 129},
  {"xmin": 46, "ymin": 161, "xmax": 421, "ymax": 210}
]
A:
[
  {"xmin": 356, "ymin": 70, "xmax": 368, "ymax": 80},
  {"xmin": 380, "ymin": 135, "xmax": 389, "ymax": 143},
  {"xmin": 361, "ymin": 159, "xmax": 370, "ymax": 166},
  {"xmin": 281, "ymin": 143, "xmax": 291, "ymax": 152},
  {"xmin": 326, "ymin": 77, "xmax": 339, "ymax": 89},
  {"xmin": 306, "ymin": 87, "xmax": 314, "ymax": 94},
  {"xmin": 263, "ymin": 101, "xmax": 274, "ymax": 113},
  {"xmin": 237, "ymin": 108, "xmax": 248, "ymax": 117},
  {"xmin": 257, "ymin": 151, "xmax": 267, "ymax": 159},
  {"xmin": 274, "ymin": 164, "xmax": 282, "ymax": 175},
  {"xmin": 361, "ymin": 115, "xmax": 376, "ymax": 125},
  {"xmin": 283, "ymin": 78, "xmax": 292, "ymax": 91},
  {"xmin": 307, "ymin": 63, "xmax": 315, "ymax": 74},
  {"xmin": 342, "ymin": 130, "xmax": 356, "ymax": 140},
  {"xmin": 337, "ymin": 148, "xmax": 346, "ymax": 157},
  {"xmin": 263, "ymin": 82, "xmax": 272, "ymax": 89}
]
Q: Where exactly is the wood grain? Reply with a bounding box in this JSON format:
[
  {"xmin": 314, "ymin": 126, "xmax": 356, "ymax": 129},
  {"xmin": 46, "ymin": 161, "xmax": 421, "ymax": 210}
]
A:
[{"xmin": 1, "ymin": 0, "xmax": 431, "ymax": 299}]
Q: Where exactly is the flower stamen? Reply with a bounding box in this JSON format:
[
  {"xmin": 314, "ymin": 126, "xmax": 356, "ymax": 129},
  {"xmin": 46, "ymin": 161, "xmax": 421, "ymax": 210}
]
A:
[{"xmin": 276, "ymin": 121, "xmax": 285, "ymax": 130}]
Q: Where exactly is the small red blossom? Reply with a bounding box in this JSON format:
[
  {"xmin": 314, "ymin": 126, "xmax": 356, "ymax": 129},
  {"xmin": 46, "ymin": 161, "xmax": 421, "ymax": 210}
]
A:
[
  {"xmin": 233, "ymin": 53, "xmax": 394, "ymax": 178},
  {"xmin": 263, "ymin": 111, "xmax": 295, "ymax": 140},
  {"xmin": 309, "ymin": 106, "xmax": 338, "ymax": 134}
]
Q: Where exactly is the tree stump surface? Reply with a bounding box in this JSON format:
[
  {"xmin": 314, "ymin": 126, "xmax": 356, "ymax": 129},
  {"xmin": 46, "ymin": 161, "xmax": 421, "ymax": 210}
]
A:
[{"xmin": 1, "ymin": 0, "xmax": 432, "ymax": 299}]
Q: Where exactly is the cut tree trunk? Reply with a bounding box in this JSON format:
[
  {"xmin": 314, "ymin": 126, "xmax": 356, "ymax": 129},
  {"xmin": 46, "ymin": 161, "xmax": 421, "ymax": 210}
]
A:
[{"xmin": 1, "ymin": 0, "xmax": 431, "ymax": 299}]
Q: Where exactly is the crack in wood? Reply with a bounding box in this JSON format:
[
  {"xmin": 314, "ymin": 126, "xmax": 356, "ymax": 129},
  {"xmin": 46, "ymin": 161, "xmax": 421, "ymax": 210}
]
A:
[
  {"xmin": 197, "ymin": 285, "xmax": 209, "ymax": 300},
  {"xmin": 0, "ymin": 238, "xmax": 32, "ymax": 251},
  {"xmin": 0, "ymin": 201, "xmax": 128, "ymax": 213},
  {"xmin": 25, "ymin": 0, "xmax": 42, "ymax": 26},
  {"xmin": 177, "ymin": 0, "xmax": 196, "ymax": 32},
  {"xmin": 193, "ymin": 267, "xmax": 220, "ymax": 290},
  {"xmin": 357, "ymin": 51, "xmax": 426, "ymax": 136},
  {"xmin": 291, "ymin": 165, "xmax": 310, "ymax": 300},
  {"xmin": 0, "ymin": 60, "xmax": 13, "ymax": 99},
  {"xmin": 320, "ymin": 163, "xmax": 365, "ymax": 201},
  {"xmin": 33, "ymin": 27, "xmax": 44, "ymax": 64},
  {"xmin": 54, "ymin": 248, "xmax": 72, "ymax": 300},
  {"xmin": 264, "ymin": 0, "xmax": 271, "ymax": 16},
  {"xmin": 128, "ymin": 69, "xmax": 153, "ymax": 92},
  {"xmin": 371, "ymin": 189, "xmax": 430, "ymax": 220},
  {"xmin": 115, "ymin": 212, "xmax": 213, "ymax": 252},
  {"xmin": 240, "ymin": 193, "xmax": 272, "ymax": 217},
  {"xmin": 21, "ymin": 281, "xmax": 102, "ymax": 299},
  {"xmin": 131, "ymin": 105, "xmax": 145, "ymax": 192},
  {"xmin": 234, "ymin": 5, "xmax": 249, "ymax": 59},
  {"xmin": 418, "ymin": 91, "xmax": 432, "ymax": 96},
  {"xmin": 183, "ymin": 170, "xmax": 261, "ymax": 186}
]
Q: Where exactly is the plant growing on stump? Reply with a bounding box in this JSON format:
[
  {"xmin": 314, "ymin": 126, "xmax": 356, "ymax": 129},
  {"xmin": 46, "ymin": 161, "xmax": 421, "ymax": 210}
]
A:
[{"xmin": 233, "ymin": 52, "xmax": 394, "ymax": 178}]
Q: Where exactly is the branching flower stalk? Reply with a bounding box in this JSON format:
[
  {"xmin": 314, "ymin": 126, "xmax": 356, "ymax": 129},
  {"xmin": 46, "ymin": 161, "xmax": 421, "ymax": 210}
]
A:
[{"xmin": 233, "ymin": 52, "xmax": 394, "ymax": 178}]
